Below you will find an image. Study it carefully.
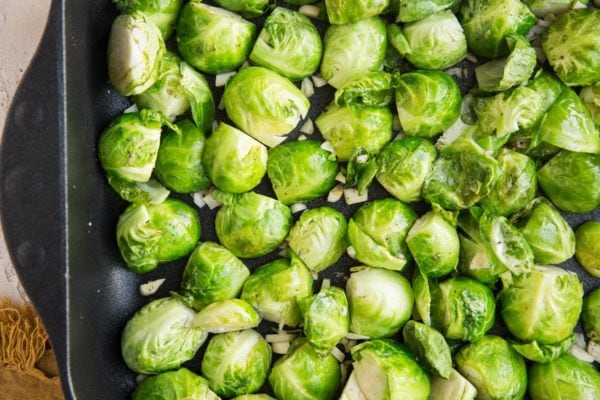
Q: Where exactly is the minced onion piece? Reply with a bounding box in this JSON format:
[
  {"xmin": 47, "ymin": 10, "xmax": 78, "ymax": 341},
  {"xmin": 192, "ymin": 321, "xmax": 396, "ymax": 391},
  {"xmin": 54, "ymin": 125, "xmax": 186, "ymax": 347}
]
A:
[
  {"xmin": 124, "ymin": 104, "xmax": 139, "ymax": 114},
  {"xmin": 355, "ymin": 154, "xmax": 369, "ymax": 164},
  {"xmin": 572, "ymin": 1, "xmax": 587, "ymax": 8},
  {"xmin": 203, "ymin": 190, "xmax": 222, "ymax": 210},
  {"xmin": 215, "ymin": 71, "xmax": 236, "ymax": 87},
  {"xmin": 272, "ymin": 341, "xmax": 291, "ymax": 355},
  {"xmin": 217, "ymin": 95, "xmax": 225, "ymax": 110},
  {"xmin": 340, "ymin": 362, "xmax": 348, "ymax": 385},
  {"xmin": 298, "ymin": 134, "xmax": 307, "ymax": 141},
  {"xmin": 311, "ymin": 270, "xmax": 319, "ymax": 280},
  {"xmin": 346, "ymin": 332, "xmax": 370, "ymax": 340},
  {"xmin": 291, "ymin": 203, "xmax": 307, "ymax": 213},
  {"xmin": 321, "ymin": 140, "xmax": 336, "ymax": 155},
  {"xmin": 587, "ymin": 341, "xmax": 600, "ymax": 363},
  {"xmin": 266, "ymin": 333, "xmax": 298, "ymax": 343},
  {"xmin": 341, "ymin": 338, "xmax": 357, "ymax": 353},
  {"xmin": 445, "ymin": 67, "xmax": 463, "ymax": 78},
  {"xmin": 135, "ymin": 374, "xmax": 147, "ymax": 384},
  {"xmin": 311, "ymin": 74, "xmax": 328, "ymax": 88},
  {"xmin": 332, "ymin": 346, "xmax": 345, "ymax": 363},
  {"xmin": 344, "ymin": 188, "xmax": 368, "ymax": 205},
  {"xmin": 139, "ymin": 278, "xmax": 166, "ymax": 296},
  {"xmin": 241, "ymin": 60, "xmax": 250, "ymax": 69},
  {"xmin": 191, "ymin": 191, "xmax": 207, "ymax": 209},
  {"xmin": 328, "ymin": 184, "xmax": 344, "ymax": 203},
  {"xmin": 575, "ymin": 333, "xmax": 587, "ymax": 349},
  {"xmin": 301, "ymin": 77, "xmax": 315, "ymax": 98},
  {"xmin": 300, "ymin": 118, "xmax": 314, "ymax": 134},
  {"xmin": 321, "ymin": 278, "xmax": 331, "ymax": 291},
  {"xmin": 211, "ymin": 120, "xmax": 219, "ymax": 132},
  {"xmin": 347, "ymin": 246, "xmax": 357, "ymax": 259},
  {"xmin": 570, "ymin": 345, "xmax": 595, "ymax": 363},
  {"xmin": 465, "ymin": 52, "xmax": 478, "ymax": 63},
  {"xmin": 299, "ymin": 4, "xmax": 321, "ymax": 18},
  {"xmin": 335, "ymin": 171, "xmax": 347, "ymax": 184}
]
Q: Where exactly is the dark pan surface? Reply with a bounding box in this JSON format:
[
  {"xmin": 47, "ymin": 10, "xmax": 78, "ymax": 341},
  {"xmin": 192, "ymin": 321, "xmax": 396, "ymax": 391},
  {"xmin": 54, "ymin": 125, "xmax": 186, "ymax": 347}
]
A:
[{"xmin": 0, "ymin": 1, "xmax": 599, "ymax": 398}]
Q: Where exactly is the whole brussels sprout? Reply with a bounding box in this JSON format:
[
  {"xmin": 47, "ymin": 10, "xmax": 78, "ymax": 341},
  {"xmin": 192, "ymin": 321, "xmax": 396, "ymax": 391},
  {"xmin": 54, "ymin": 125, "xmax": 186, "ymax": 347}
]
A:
[
  {"xmin": 112, "ymin": 0, "xmax": 182, "ymax": 39},
  {"xmin": 241, "ymin": 256, "xmax": 313, "ymax": 327},
  {"xmin": 511, "ymin": 198, "xmax": 575, "ymax": 265},
  {"xmin": 346, "ymin": 267, "xmax": 414, "ymax": 338},
  {"xmin": 201, "ymin": 330, "xmax": 271, "ymax": 398},
  {"xmin": 403, "ymin": 11, "xmax": 467, "ymax": 70},
  {"xmin": 538, "ymin": 151, "xmax": 600, "ymax": 213},
  {"xmin": 510, "ymin": 335, "xmax": 574, "ymax": 363},
  {"xmin": 396, "ymin": 0, "xmax": 459, "ymax": 22},
  {"xmin": 395, "ymin": 71, "xmax": 461, "ymax": 138},
  {"xmin": 214, "ymin": 191, "xmax": 292, "ymax": 258},
  {"xmin": 334, "ymin": 72, "xmax": 394, "ymax": 108},
  {"xmin": 321, "ymin": 17, "xmax": 387, "ymax": 89},
  {"xmin": 108, "ymin": 14, "xmax": 164, "ymax": 96},
  {"xmin": 177, "ymin": 2, "xmax": 256, "ymax": 74},
  {"xmin": 325, "ymin": 0, "xmax": 390, "ymax": 25},
  {"xmin": 121, "ymin": 297, "xmax": 207, "ymax": 374},
  {"xmin": 456, "ymin": 336, "xmax": 527, "ymax": 400},
  {"xmin": 402, "ymin": 321, "xmax": 452, "ymax": 379},
  {"xmin": 315, "ymin": 103, "xmax": 393, "ymax": 162},
  {"xmin": 106, "ymin": 175, "xmax": 170, "ymax": 205},
  {"xmin": 499, "ymin": 265, "xmax": 583, "ymax": 345},
  {"xmin": 376, "ymin": 138, "xmax": 437, "ymax": 203},
  {"xmin": 249, "ymin": 8, "xmax": 322, "ymax": 81},
  {"xmin": 213, "ymin": 0, "xmax": 269, "ymax": 18},
  {"xmin": 269, "ymin": 338, "xmax": 340, "ymax": 400},
  {"xmin": 202, "ymin": 123, "xmax": 268, "ymax": 194},
  {"xmin": 267, "ymin": 140, "xmax": 339, "ymax": 205},
  {"xmin": 224, "ymin": 67, "xmax": 310, "ymax": 147},
  {"xmin": 460, "ymin": 0, "xmax": 537, "ymax": 58},
  {"xmin": 299, "ymin": 287, "xmax": 349, "ymax": 353},
  {"xmin": 347, "ymin": 199, "xmax": 417, "ymax": 271},
  {"xmin": 194, "ymin": 299, "xmax": 261, "ymax": 333},
  {"xmin": 430, "ymin": 276, "xmax": 496, "ymax": 341},
  {"xmin": 580, "ymin": 82, "xmax": 600, "ymax": 126},
  {"xmin": 287, "ymin": 207, "xmax": 347, "ymax": 272},
  {"xmin": 179, "ymin": 242, "xmax": 250, "ymax": 311},
  {"xmin": 541, "ymin": 8, "xmax": 600, "ymax": 86},
  {"xmin": 132, "ymin": 368, "xmax": 219, "ymax": 400},
  {"xmin": 528, "ymin": 353, "xmax": 600, "ymax": 399},
  {"xmin": 117, "ymin": 198, "xmax": 200, "ymax": 274},
  {"xmin": 407, "ymin": 211, "xmax": 459, "ymax": 278},
  {"xmin": 583, "ymin": 288, "xmax": 600, "ymax": 343},
  {"xmin": 154, "ymin": 120, "xmax": 211, "ymax": 194},
  {"xmin": 429, "ymin": 369, "xmax": 477, "ymax": 400},
  {"xmin": 575, "ymin": 221, "xmax": 600, "ymax": 277}
]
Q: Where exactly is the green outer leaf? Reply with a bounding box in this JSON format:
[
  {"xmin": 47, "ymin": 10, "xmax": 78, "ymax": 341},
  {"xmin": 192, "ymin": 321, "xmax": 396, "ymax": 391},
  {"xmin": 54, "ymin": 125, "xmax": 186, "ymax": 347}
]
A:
[
  {"xmin": 402, "ymin": 321, "xmax": 452, "ymax": 378},
  {"xmin": 334, "ymin": 72, "xmax": 393, "ymax": 108},
  {"xmin": 510, "ymin": 334, "xmax": 574, "ymax": 363},
  {"xmin": 180, "ymin": 62, "xmax": 215, "ymax": 133}
]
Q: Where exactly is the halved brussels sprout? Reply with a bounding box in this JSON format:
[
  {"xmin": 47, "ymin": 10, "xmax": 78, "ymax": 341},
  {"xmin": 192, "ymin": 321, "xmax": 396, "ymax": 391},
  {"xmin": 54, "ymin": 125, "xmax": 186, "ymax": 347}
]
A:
[
  {"xmin": 321, "ymin": 17, "xmax": 387, "ymax": 89},
  {"xmin": 241, "ymin": 256, "xmax": 313, "ymax": 327},
  {"xmin": 194, "ymin": 299, "xmax": 261, "ymax": 333},
  {"xmin": 334, "ymin": 72, "xmax": 393, "ymax": 108},
  {"xmin": 121, "ymin": 297, "xmax": 207, "ymax": 374},
  {"xmin": 510, "ymin": 334, "xmax": 574, "ymax": 363},
  {"xmin": 541, "ymin": 8, "xmax": 600, "ymax": 86},
  {"xmin": 249, "ymin": 8, "xmax": 322, "ymax": 81},
  {"xmin": 179, "ymin": 242, "xmax": 250, "ymax": 311},
  {"xmin": 177, "ymin": 2, "xmax": 256, "ymax": 74},
  {"xmin": 224, "ymin": 67, "xmax": 310, "ymax": 147},
  {"xmin": 347, "ymin": 199, "xmax": 417, "ymax": 271},
  {"xmin": 395, "ymin": 70, "xmax": 461, "ymax": 138},
  {"xmin": 575, "ymin": 221, "xmax": 600, "ymax": 278},
  {"xmin": 538, "ymin": 151, "xmax": 600, "ymax": 213},
  {"xmin": 403, "ymin": 11, "xmax": 467, "ymax": 70},
  {"xmin": 132, "ymin": 368, "xmax": 219, "ymax": 400},
  {"xmin": 429, "ymin": 369, "xmax": 477, "ymax": 400},
  {"xmin": 346, "ymin": 267, "xmax": 414, "ymax": 338},
  {"xmin": 202, "ymin": 123, "xmax": 268, "ymax": 193},
  {"xmin": 108, "ymin": 14, "xmax": 164, "ymax": 96},
  {"xmin": 267, "ymin": 140, "xmax": 339, "ymax": 205},
  {"xmin": 299, "ymin": 287, "xmax": 349, "ymax": 353},
  {"xmin": 456, "ymin": 336, "xmax": 527, "ymax": 400},
  {"xmin": 106, "ymin": 175, "xmax": 170, "ymax": 205},
  {"xmin": 325, "ymin": 0, "xmax": 390, "ymax": 24},
  {"xmin": 524, "ymin": 0, "xmax": 589, "ymax": 18},
  {"xmin": 402, "ymin": 321, "xmax": 452, "ymax": 379},
  {"xmin": 511, "ymin": 198, "xmax": 575, "ymax": 265},
  {"xmin": 117, "ymin": 198, "xmax": 200, "ymax": 274},
  {"xmin": 583, "ymin": 288, "xmax": 600, "ymax": 343},
  {"xmin": 528, "ymin": 353, "xmax": 600, "ymax": 399},
  {"xmin": 407, "ymin": 211, "xmax": 459, "ymax": 278},
  {"xmin": 460, "ymin": 0, "xmax": 537, "ymax": 58},
  {"xmin": 154, "ymin": 120, "xmax": 211, "ymax": 194},
  {"xmin": 214, "ymin": 191, "xmax": 292, "ymax": 258},
  {"xmin": 287, "ymin": 207, "xmax": 347, "ymax": 272},
  {"xmin": 396, "ymin": 0, "xmax": 459, "ymax": 22},
  {"xmin": 581, "ymin": 82, "xmax": 600, "ymax": 126},
  {"xmin": 214, "ymin": 0, "xmax": 269, "ymax": 18},
  {"xmin": 201, "ymin": 330, "xmax": 271, "ymax": 398},
  {"xmin": 500, "ymin": 265, "xmax": 583, "ymax": 344},
  {"xmin": 113, "ymin": 0, "xmax": 183, "ymax": 39}
]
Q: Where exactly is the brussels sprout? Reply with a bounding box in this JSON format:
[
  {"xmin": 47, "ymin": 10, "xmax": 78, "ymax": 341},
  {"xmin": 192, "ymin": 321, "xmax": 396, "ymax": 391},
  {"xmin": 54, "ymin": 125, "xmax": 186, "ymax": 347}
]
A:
[
  {"xmin": 407, "ymin": 211, "xmax": 459, "ymax": 278},
  {"xmin": 581, "ymin": 82, "xmax": 600, "ymax": 126},
  {"xmin": 287, "ymin": 207, "xmax": 347, "ymax": 272},
  {"xmin": 121, "ymin": 297, "xmax": 207, "ymax": 374},
  {"xmin": 233, "ymin": 396, "xmax": 276, "ymax": 400},
  {"xmin": 482, "ymin": 212, "xmax": 535, "ymax": 274},
  {"xmin": 499, "ymin": 265, "xmax": 583, "ymax": 344},
  {"xmin": 299, "ymin": 287, "xmax": 349, "ymax": 353},
  {"xmin": 387, "ymin": 23, "xmax": 411, "ymax": 56},
  {"xmin": 456, "ymin": 336, "xmax": 527, "ymax": 400},
  {"xmin": 177, "ymin": 2, "xmax": 256, "ymax": 74},
  {"xmin": 194, "ymin": 299, "xmax": 261, "ymax": 333},
  {"xmin": 108, "ymin": 14, "xmax": 164, "ymax": 96},
  {"xmin": 402, "ymin": 321, "xmax": 452, "ymax": 379},
  {"xmin": 202, "ymin": 123, "xmax": 268, "ymax": 194},
  {"xmin": 249, "ymin": 8, "xmax": 322, "ymax": 81},
  {"xmin": 98, "ymin": 110, "xmax": 166, "ymax": 183},
  {"xmin": 538, "ymin": 151, "xmax": 600, "ymax": 213},
  {"xmin": 224, "ymin": 67, "xmax": 310, "ymax": 147},
  {"xmin": 413, "ymin": 270, "xmax": 433, "ymax": 325},
  {"xmin": 325, "ymin": 0, "xmax": 390, "ymax": 25},
  {"xmin": 179, "ymin": 242, "xmax": 250, "ymax": 311},
  {"xmin": 132, "ymin": 368, "xmax": 219, "ymax": 400},
  {"xmin": 241, "ymin": 256, "xmax": 313, "ymax": 327},
  {"xmin": 510, "ymin": 334, "xmax": 574, "ymax": 363},
  {"xmin": 269, "ymin": 338, "xmax": 340, "ymax": 400},
  {"xmin": 315, "ymin": 103, "xmax": 393, "ymax": 162},
  {"xmin": 117, "ymin": 198, "xmax": 200, "ymax": 274},
  {"xmin": 395, "ymin": 71, "xmax": 461, "ymax": 138},
  {"xmin": 113, "ymin": 0, "xmax": 182, "ymax": 39},
  {"xmin": 575, "ymin": 221, "xmax": 600, "ymax": 278},
  {"xmin": 528, "ymin": 353, "xmax": 600, "ymax": 399},
  {"xmin": 267, "ymin": 140, "xmax": 338, "ymax": 205},
  {"xmin": 344, "ymin": 339, "xmax": 431, "ymax": 400},
  {"xmin": 201, "ymin": 330, "xmax": 271, "ymax": 398},
  {"xmin": 347, "ymin": 199, "xmax": 417, "ymax": 271},
  {"xmin": 106, "ymin": 175, "xmax": 170, "ymax": 205},
  {"xmin": 214, "ymin": 0, "xmax": 269, "ymax": 18},
  {"xmin": 524, "ymin": 0, "xmax": 589, "ymax": 18},
  {"xmin": 541, "ymin": 8, "xmax": 600, "ymax": 86},
  {"xmin": 214, "ymin": 191, "xmax": 292, "ymax": 258},
  {"xmin": 460, "ymin": 0, "xmax": 537, "ymax": 58},
  {"xmin": 346, "ymin": 267, "xmax": 414, "ymax": 338},
  {"xmin": 430, "ymin": 276, "xmax": 496, "ymax": 341},
  {"xmin": 511, "ymin": 198, "xmax": 575, "ymax": 265},
  {"xmin": 403, "ymin": 11, "xmax": 467, "ymax": 70},
  {"xmin": 321, "ymin": 17, "xmax": 387, "ymax": 89},
  {"xmin": 583, "ymin": 288, "xmax": 600, "ymax": 342},
  {"xmin": 154, "ymin": 120, "xmax": 211, "ymax": 194},
  {"xmin": 429, "ymin": 369, "xmax": 477, "ymax": 400},
  {"xmin": 396, "ymin": 0, "xmax": 459, "ymax": 22},
  {"xmin": 334, "ymin": 72, "xmax": 393, "ymax": 108}
]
